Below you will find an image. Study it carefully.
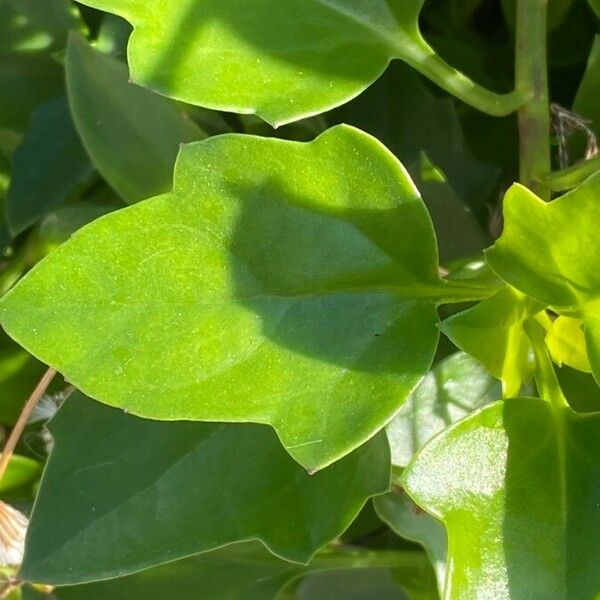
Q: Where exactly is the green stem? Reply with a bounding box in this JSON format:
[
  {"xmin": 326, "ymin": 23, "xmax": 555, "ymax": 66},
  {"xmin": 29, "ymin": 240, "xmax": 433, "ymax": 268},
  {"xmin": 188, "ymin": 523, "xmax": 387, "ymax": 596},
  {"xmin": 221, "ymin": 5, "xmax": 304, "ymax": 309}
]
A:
[
  {"xmin": 524, "ymin": 318, "xmax": 567, "ymax": 410},
  {"xmin": 515, "ymin": 0, "xmax": 551, "ymax": 199},
  {"xmin": 402, "ymin": 37, "xmax": 526, "ymax": 117},
  {"xmin": 541, "ymin": 154, "xmax": 600, "ymax": 191}
]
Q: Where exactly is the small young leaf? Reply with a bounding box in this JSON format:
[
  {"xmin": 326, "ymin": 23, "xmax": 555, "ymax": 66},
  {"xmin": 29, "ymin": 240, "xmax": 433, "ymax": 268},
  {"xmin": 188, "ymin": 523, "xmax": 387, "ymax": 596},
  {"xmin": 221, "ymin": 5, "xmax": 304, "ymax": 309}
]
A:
[
  {"xmin": 21, "ymin": 393, "xmax": 390, "ymax": 584},
  {"xmin": 403, "ymin": 398, "xmax": 600, "ymax": 599},
  {"xmin": 546, "ymin": 316, "xmax": 592, "ymax": 373},
  {"xmin": 74, "ymin": 0, "xmax": 517, "ymax": 126},
  {"xmin": 66, "ymin": 34, "xmax": 204, "ymax": 204},
  {"xmin": 6, "ymin": 97, "xmax": 94, "ymax": 236},
  {"xmin": 440, "ymin": 286, "xmax": 541, "ymax": 396},
  {"xmin": 0, "ymin": 125, "xmax": 443, "ymax": 470},
  {"xmin": 486, "ymin": 176, "xmax": 600, "ymax": 384}
]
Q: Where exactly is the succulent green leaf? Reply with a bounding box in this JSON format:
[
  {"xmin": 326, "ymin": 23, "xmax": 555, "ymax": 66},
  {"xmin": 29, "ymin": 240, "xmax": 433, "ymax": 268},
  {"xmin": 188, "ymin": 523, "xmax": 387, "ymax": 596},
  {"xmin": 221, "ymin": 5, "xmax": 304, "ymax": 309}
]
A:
[
  {"xmin": 403, "ymin": 398, "xmax": 600, "ymax": 599},
  {"xmin": 440, "ymin": 287, "xmax": 542, "ymax": 396},
  {"xmin": 28, "ymin": 543, "xmax": 434, "ymax": 600},
  {"xmin": 546, "ymin": 316, "xmax": 592, "ymax": 373},
  {"xmin": 0, "ymin": 125, "xmax": 443, "ymax": 470},
  {"xmin": 386, "ymin": 352, "xmax": 500, "ymax": 468},
  {"xmin": 486, "ymin": 177, "xmax": 600, "ymax": 384},
  {"xmin": 374, "ymin": 490, "xmax": 446, "ymax": 597},
  {"xmin": 74, "ymin": 0, "xmax": 519, "ymax": 126},
  {"xmin": 66, "ymin": 34, "xmax": 204, "ymax": 204},
  {"xmin": 21, "ymin": 392, "xmax": 389, "ymax": 584},
  {"xmin": 6, "ymin": 97, "xmax": 94, "ymax": 236}
]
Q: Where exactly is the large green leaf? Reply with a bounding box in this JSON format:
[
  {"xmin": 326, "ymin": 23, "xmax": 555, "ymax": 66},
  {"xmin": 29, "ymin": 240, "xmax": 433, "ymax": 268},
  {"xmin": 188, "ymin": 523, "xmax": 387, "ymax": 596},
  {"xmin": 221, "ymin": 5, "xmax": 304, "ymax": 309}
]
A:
[
  {"xmin": 386, "ymin": 352, "xmax": 500, "ymax": 469},
  {"xmin": 0, "ymin": 125, "xmax": 446, "ymax": 470},
  {"xmin": 486, "ymin": 176, "xmax": 600, "ymax": 384},
  {"xmin": 440, "ymin": 286, "xmax": 542, "ymax": 396},
  {"xmin": 26, "ymin": 543, "xmax": 435, "ymax": 599},
  {"xmin": 403, "ymin": 398, "xmax": 600, "ymax": 599},
  {"xmin": 74, "ymin": 0, "xmax": 519, "ymax": 126},
  {"xmin": 66, "ymin": 34, "xmax": 204, "ymax": 204},
  {"xmin": 6, "ymin": 97, "xmax": 94, "ymax": 236},
  {"xmin": 21, "ymin": 392, "xmax": 389, "ymax": 584},
  {"xmin": 0, "ymin": 0, "xmax": 86, "ymax": 131}
]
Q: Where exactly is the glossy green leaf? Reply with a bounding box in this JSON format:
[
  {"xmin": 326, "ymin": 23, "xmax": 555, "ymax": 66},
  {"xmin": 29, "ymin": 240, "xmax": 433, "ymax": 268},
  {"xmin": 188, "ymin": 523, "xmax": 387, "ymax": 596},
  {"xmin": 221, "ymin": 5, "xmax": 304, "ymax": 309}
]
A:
[
  {"xmin": 0, "ymin": 0, "xmax": 86, "ymax": 132},
  {"xmin": 440, "ymin": 287, "xmax": 541, "ymax": 396},
  {"xmin": 0, "ymin": 125, "xmax": 444, "ymax": 470},
  {"xmin": 21, "ymin": 392, "xmax": 389, "ymax": 584},
  {"xmin": 0, "ymin": 455, "xmax": 42, "ymax": 494},
  {"xmin": 29, "ymin": 543, "xmax": 434, "ymax": 600},
  {"xmin": 403, "ymin": 398, "xmax": 600, "ymax": 599},
  {"xmin": 557, "ymin": 366, "xmax": 600, "ymax": 413},
  {"xmin": 486, "ymin": 176, "xmax": 600, "ymax": 384},
  {"xmin": 66, "ymin": 34, "xmax": 204, "ymax": 203},
  {"xmin": 6, "ymin": 97, "xmax": 94, "ymax": 236},
  {"xmin": 386, "ymin": 352, "xmax": 500, "ymax": 468},
  {"xmin": 75, "ymin": 0, "xmax": 519, "ymax": 126},
  {"xmin": 374, "ymin": 490, "xmax": 446, "ymax": 598},
  {"xmin": 546, "ymin": 316, "xmax": 592, "ymax": 373}
]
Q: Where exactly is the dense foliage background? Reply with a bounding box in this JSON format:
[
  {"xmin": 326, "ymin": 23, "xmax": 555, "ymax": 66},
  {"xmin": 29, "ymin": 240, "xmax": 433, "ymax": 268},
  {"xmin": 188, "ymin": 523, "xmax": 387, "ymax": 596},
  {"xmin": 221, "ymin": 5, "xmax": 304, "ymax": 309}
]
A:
[{"xmin": 0, "ymin": 0, "xmax": 599, "ymax": 598}]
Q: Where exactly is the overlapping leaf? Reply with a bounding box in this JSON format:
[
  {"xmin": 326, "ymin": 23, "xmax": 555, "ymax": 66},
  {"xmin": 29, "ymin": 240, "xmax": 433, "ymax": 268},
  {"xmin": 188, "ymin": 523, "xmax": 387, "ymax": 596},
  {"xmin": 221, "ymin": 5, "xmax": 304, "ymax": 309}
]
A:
[
  {"xmin": 0, "ymin": 125, "xmax": 445, "ymax": 470},
  {"xmin": 74, "ymin": 0, "xmax": 519, "ymax": 125},
  {"xmin": 440, "ymin": 286, "xmax": 541, "ymax": 396},
  {"xmin": 66, "ymin": 34, "xmax": 204, "ymax": 204},
  {"xmin": 486, "ymin": 176, "xmax": 600, "ymax": 383},
  {"xmin": 386, "ymin": 352, "xmax": 500, "ymax": 468},
  {"xmin": 403, "ymin": 398, "xmax": 600, "ymax": 599},
  {"xmin": 6, "ymin": 97, "xmax": 94, "ymax": 236},
  {"xmin": 21, "ymin": 393, "xmax": 389, "ymax": 584},
  {"xmin": 0, "ymin": 0, "xmax": 86, "ymax": 132}
]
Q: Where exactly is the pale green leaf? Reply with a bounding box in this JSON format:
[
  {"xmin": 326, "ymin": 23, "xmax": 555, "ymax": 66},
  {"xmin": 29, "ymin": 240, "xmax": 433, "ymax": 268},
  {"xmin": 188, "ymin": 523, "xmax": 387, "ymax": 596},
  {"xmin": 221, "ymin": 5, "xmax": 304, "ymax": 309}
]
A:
[
  {"xmin": 66, "ymin": 34, "xmax": 204, "ymax": 204},
  {"xmin": 0, "ymin": 455, "xmax": 42, "ymax": 493},
  {"xmin": 440, "ymin": 287, "xmax": 541, "ymax": 396},
  {"xmin": 21, "ymin": 393, "xmax": 389, "ymax": 584},
  {"xmin": 386, "ymin": 352, "xmax": 500, "ymax": 468},
  {"xmin": 403, "ymin": 398, "xmax": 600, "ymax": 599},
  {"xmin": 546, "ymin": 316, "xmax": 592, "ymax": 373},
  {"xmin": 0, "ymin": 125, "xmax": 444, "ymax": 470},
  {"xmin": 486, "ymin": 176, "xmax": 600, "ymax": 384}
]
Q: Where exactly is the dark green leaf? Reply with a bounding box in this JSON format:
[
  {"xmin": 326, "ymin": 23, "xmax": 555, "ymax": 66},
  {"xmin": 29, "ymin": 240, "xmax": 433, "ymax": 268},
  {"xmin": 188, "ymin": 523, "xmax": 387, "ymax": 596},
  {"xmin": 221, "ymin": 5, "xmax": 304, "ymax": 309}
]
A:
[
  {"xmin": 66, "ymin": 34, "xmax": 204, "ymax": 203},
  {"xmin": 0, "ymin": 0, "xmax": 86, "ymax": 132},
  {"xmin": 26, "ymin": 544, "xmax": 433, "ymax": 600},
  {"xmin": 6, "ymin": 97, "xmax": 94, "ymax": 236},
  {"xmin": 374, "ymin": 491, "xmax": 446, "ymax": 597},
  {"xmin": 21, "ymin": 392, "xmax": 390, "ymax": 584},
  {"xmin": 0, "ymin": 125, "xmax": 444, "ymax": 470}
]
